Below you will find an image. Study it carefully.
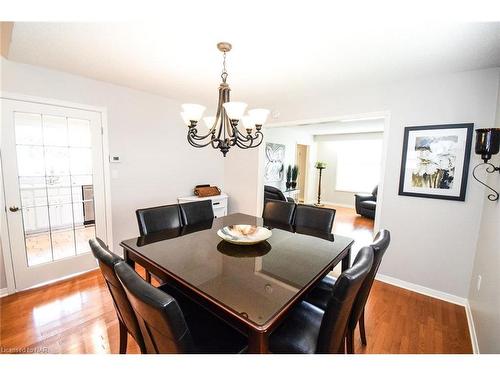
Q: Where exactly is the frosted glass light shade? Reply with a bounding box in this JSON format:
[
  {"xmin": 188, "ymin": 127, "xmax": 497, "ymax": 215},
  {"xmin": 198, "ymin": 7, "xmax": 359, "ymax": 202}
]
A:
[
  {"xmin": 248, "ymin": 108, "xmax": 270, "ymax": 125},
  {"xmin": 241, "ymin": 116, "xmax": 255, "ymax": 130},
  {"xmin": 180, "ymin": 112, "xmax": 191, "ymax": 126},
  {"xmin": 223, "ymin": 102, "xmax": 247, "ymax": 120},
  {"xmin": 203, "ymin": 116, "xmax": 216, "ymax": 129},
  {"xmin": 181, "ymin": 104, "xmax": 206, "ymax": 122}
]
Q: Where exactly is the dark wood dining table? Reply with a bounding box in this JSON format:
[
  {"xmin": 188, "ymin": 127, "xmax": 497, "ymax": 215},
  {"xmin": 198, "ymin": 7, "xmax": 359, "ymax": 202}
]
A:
[{"xmin": 120, "ymin": 213, "xmax": 354, "ymax": 353}]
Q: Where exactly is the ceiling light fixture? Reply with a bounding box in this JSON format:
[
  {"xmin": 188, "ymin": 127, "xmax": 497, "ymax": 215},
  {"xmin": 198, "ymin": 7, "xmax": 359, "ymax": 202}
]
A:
[{"xmin": 181, "ymin": 42, "xmax": 269, "ymax": 157}]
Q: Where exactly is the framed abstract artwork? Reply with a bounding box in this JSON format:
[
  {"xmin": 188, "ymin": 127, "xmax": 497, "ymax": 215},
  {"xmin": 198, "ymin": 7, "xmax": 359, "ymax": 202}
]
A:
[
  {"xmin": 264, "ymin": 143, "xmax": 285, "ymax": 183},
  {"xmin": 398, "ymin": 123, "xmax": 474, "ymax": 201}
]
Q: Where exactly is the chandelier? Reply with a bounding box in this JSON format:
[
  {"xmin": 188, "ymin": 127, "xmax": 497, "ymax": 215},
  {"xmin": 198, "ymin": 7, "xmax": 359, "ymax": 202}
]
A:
[{"xmin": 181, "ymin": 42, "xmax": 269, "ymax": 157}]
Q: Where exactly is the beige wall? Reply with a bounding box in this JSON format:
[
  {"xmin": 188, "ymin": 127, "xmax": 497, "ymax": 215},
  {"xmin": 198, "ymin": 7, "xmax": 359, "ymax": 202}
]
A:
[{"xmin": 467, "ymin": 74, "xmax": 500, "ymax": 353}]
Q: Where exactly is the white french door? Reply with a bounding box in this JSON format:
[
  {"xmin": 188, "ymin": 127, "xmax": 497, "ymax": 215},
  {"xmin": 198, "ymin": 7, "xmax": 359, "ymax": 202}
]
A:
[{"xmin": 1, "ymin": 99, "xmax": 108, "ymax": 291}]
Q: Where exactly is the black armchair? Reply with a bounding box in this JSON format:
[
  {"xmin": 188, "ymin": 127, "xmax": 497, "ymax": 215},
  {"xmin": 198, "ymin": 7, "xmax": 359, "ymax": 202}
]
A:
[
  {"xmin": 355, "ymin": 185, "xmax": 378, "ymax": 219},
  {"xmin": 264, "ymin": 185, "xmax": 295, "ymax": 203}
]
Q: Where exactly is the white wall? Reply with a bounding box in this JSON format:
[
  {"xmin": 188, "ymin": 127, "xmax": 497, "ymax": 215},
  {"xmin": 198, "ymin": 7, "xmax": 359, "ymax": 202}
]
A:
[
  {"xmin": 1, "ymin": 58, "xmax": 225, "ymax": 267},
  {"xmin": 315, "ymin": 132, "xmax": 384, "ymax": 207},
  {"xmin": 228, "ymin": 68, "xmax": 500, "ymax": 298},
  {"xmin": 467, "ymin": 75, "xmax": 500, "ymax": 353}
]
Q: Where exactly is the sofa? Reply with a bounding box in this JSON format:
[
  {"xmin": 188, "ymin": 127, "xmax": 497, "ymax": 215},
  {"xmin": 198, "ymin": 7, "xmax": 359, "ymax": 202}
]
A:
[
  {"xmin": 355, "ymin": 185, "xmax": 377, "ymax": 219},
  {"xmin": 264, "ymin": 185, "xmax": 295, "ymax": 203}
]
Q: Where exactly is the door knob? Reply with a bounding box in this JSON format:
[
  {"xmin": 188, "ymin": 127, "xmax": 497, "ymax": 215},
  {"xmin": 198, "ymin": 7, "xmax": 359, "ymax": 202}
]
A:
[{"xmin": 9, "ymin": 206, "xmax": 19, "ymax": 212}]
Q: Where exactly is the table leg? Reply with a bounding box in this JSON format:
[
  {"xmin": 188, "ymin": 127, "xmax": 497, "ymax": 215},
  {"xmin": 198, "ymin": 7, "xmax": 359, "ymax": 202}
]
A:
[
  {"xmin": 341, "ymin": 246, "xmax": 351, "ymax": 272},
  {"xmin": 123, "ymin": 248, "xmax": 135, "ymax": 268},
  {"xmin": 247, "ymin": 330, "xmax": 269, "ymax": 354}
]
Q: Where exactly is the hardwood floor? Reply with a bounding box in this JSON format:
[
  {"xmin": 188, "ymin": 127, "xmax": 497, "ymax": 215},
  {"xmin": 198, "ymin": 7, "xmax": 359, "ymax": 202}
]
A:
[{"xmin": 0, "ymin": 207, "xmax": 472, "ymax": 354}]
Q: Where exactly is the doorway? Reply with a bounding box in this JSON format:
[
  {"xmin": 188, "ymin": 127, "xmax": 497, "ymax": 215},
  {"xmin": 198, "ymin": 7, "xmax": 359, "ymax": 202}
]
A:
[
  {"xmin": 1, "ymin": 98, "xmax": 108, "ymax": 291},
  {"xmin": 295, "ymin": 144, "xmax": 309, "ymax": 203}
]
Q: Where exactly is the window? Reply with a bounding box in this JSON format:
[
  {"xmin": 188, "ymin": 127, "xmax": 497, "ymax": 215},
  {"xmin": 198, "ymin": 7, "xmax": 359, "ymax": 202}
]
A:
[{"xmin": 334, "ymin": 138, "xmax": 383, "ymax": 193}]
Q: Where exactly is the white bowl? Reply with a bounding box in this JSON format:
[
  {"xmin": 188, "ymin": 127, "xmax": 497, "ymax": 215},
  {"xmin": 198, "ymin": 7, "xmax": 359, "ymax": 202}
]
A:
[{"xmin": 217, "ymin": 225, "xmax": 272, "ymax": 245}]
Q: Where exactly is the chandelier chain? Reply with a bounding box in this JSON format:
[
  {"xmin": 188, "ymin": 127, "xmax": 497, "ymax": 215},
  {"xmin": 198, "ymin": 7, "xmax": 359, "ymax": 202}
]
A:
[{"xmin": 221, "ymin": 51, "xmax": 228, "ymax": 82}]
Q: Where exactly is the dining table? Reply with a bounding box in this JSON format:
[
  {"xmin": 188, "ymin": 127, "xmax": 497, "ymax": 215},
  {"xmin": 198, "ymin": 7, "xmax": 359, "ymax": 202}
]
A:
[{"xmin": 120, "ymin": 212, "xmax": 354, "ymax": 353}]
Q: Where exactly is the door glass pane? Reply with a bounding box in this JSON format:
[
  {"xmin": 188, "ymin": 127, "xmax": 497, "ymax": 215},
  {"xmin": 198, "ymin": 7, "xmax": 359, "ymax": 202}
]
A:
[
  {"xmin": 23, "ymin": 206, "xmax": 52, "ymax": 266},
  {"xmin": 14, "ymin": 112, "xmax": 98, "ymax": 267},
  {"xmin": 68, "ymin": 118, "xmax": 91, "ymax": 147},
  {"xmin": 16, "ymin": 146, "xmax": 45, "ymax": 176},
  {"xmin": 43, "ymin": 115, "xmax": 68, "ymax": 146},
  {"xmin": 52, "ymin": 228, "xmax": 77, "ymax": 261},
  {"xmin": 45, "ymin": 147, "xmax": 70, "ymax": 175},
  {"xmin": 15, "ymin": 113, "xmax": 43, "ymax": 145},
  {"xmin": 70, "ymin": 148, "xmax": 92, "ymax": 175},
  {"xmin": 75, "ymin": 225, "xmax": 95, "ymax": 255}
]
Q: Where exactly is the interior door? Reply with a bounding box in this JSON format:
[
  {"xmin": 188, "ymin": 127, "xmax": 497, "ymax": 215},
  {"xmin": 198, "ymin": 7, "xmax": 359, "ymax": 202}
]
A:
[{"xmin": 1, "ymin": 98, "xmax": 107, "ymax": 291}]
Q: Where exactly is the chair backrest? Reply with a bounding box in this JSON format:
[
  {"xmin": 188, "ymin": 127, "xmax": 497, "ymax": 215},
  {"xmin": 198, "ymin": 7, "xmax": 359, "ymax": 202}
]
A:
[
  {"xmin": 294, "ymin": 205, "xmax": 336, "ymax": 235},
  {"xmin": 264, "ymin": 185, "xmax": 286, "ymax": 202},
  {"xmin": 262, "ymin": 199, "xmax": 296, "ymax": 228},
  {"xmin": 348, "ymin": 229, "xmax": 390, "ymax": 330},
  {"xmin": 179, "ymin": 200, "xmax": 214, "ymax": 226},
  {"xmin": 114, "ymin": 261, "xmax": 196, "ymax": 354},
  {"xmin": 89, "ymin": 238, "xmax": 145, "ymax": 352},
  {"xmin": 316, "ymin": 247, "xmax": 373, "ymax": 353},
  {"xmin": 136, "ymin": 204, "xmax": 182, "ymax": 236}
]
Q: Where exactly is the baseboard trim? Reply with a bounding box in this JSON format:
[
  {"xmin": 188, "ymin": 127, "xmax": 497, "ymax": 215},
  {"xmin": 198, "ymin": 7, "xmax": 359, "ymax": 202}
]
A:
[
  {"xmin": 315, "ymin": 201, "xmax": 355, "ymax": 209},
  {"xmin": 465, "ymin": 301, "xmax": 480, "ymax": 354},
  {"xmin": 0, "ymin": 288, "xmax": 8, "ymax": 298},
  {"xmin": 375, "ymin": 273, "xmax": 468, "ymax": 306}
]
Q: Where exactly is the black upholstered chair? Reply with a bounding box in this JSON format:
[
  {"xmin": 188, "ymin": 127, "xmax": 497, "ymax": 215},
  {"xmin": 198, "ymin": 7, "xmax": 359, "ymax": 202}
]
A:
[
  {"xmin": 264, "ymin": 185, "xmax": 295, "ymax": 203},
  {"xmin": 136, "ymin": 204, "xmax": 182, "ymax": 236},
  {"xmin": 305, "ymin": 229, "xmax": 391, "ymax": 353},
  {"xmin": 355, "ymin": 186, "xmax": 378, "ymax": 219},
  {"xmin": 114, "ymin": 261, "xmax": 247, "ymax": 354},
  {"xmin": 179, "ymin": 200, "xmax": 214, "ymax": 226},
  {"xmin": 262, "ymin": 199, "xmax": 296, "ymax": 231},
  {"xmin": 89, "ymin": 238, "xmax": 146, "ymax": 353},
  {"xmin": 293, "ymin": 205, "xmax": 336, "ymax": 236},
  {"xmin": 269, "ymin": 247, "xmax": 374, "ymax": 354}
]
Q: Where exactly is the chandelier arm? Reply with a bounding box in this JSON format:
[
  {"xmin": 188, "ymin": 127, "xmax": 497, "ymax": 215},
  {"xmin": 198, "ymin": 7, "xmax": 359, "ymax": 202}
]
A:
[
  {"xmin": 189, "ymin": 128, "xmax": 215, "ymax": 141},
  {"xmin": 188, "ymin": 128, "xmax": 216, "ymax": 147}
]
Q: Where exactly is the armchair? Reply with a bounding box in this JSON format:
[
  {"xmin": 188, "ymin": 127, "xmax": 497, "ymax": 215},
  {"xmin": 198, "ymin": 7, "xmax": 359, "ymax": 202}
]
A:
[{"xmin": 355, "ymin": 185, "xmax": 377, "ymax": 219}]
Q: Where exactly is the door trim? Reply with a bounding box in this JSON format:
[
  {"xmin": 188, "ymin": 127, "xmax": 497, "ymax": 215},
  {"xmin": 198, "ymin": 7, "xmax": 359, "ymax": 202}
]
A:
[{"xmin": 0, "ymin": 92, "xmax": 113, "ymax": 295}]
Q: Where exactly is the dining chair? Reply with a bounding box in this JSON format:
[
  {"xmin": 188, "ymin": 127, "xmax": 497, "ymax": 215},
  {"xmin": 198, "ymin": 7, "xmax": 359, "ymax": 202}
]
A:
[
  {"xmin": 262, "ymin": 199, "xmax": 296, "ymax": 231},
  {"xmin": 293, "ymin": 204, "xmax": 336, "ymax": 236},
  {"xmin": 114, "ymin": 261, "xmax": 247, "ymax": 354},
  {"xmin": 269, "ymin": 247, "xmax": 373, "ymax": 354},
  {"xmin": 305, "ymin": 229, "xmax": 391, "ymax": 353},
  {"xmin": 90, "ymin": 238, "xmax": 146, "ymax": 354},
  {"xmin": 179, "ymin": 200, "xmax": 214, "ymax": 226},
  {"xmin": 136, "ymin": 204, "xmax": 182, "ymax": 236}
]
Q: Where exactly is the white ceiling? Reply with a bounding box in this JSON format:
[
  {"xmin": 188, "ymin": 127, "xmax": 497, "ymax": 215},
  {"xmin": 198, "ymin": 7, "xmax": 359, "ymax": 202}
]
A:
[{"xmin": 6, "ymin": 14, "xmax": 500, "ymax": 114}]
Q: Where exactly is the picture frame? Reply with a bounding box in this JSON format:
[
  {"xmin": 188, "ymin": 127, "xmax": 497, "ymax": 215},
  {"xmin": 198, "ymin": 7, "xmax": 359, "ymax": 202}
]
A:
[
  {"xmin": 398, "ymin": 123, "xmax": 474, "ymax": 201},
  {"xmin": 264, "ymin": 142, "xmax": 285, "ymax": 183}
]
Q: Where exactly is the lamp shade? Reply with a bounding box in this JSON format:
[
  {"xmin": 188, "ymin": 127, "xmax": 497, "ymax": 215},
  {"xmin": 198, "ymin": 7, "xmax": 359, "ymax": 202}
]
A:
[
  {"xmin": 181, "ymin": 104, "xmax": 206, "ymax": 122},
  {"xmin": 241, "ymin": 115, "xmax": 255, "ymax": 130},
  {"xmin": 475, "ymin": 128, "xmax": 500, "ymax": 162},
  {"xmin": 248, "ymin": 108, "xmax": 270, "ymax": 125},
  {"xmin": 203, "ymin": 116, "xmax": 216, "ymax": 129},
  {"xmin": 180, "ymin": 112, "xmax": 191, "ymax": 126},
  {"xmin": 222, "ymin": 102, "xmax": 247, "ymax": 120}
]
